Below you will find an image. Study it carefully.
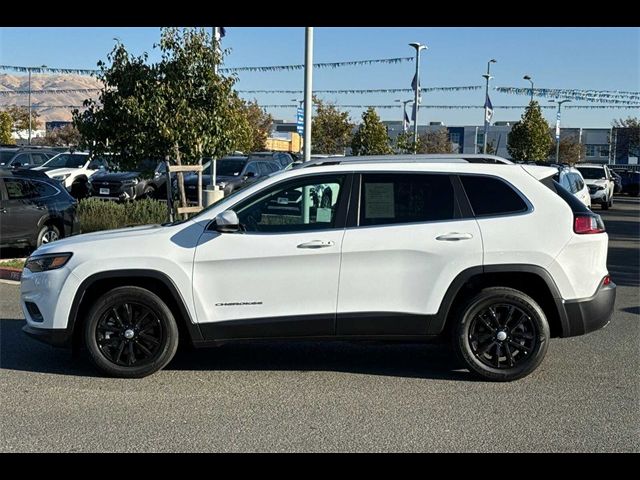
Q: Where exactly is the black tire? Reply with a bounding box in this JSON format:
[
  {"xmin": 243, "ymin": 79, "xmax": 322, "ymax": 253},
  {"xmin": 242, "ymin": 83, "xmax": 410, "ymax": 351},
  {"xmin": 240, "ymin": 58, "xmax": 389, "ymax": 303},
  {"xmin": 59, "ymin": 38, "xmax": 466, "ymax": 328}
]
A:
[
  {"xmin": 452, "ymin": 287, "xmax": 550, "ymax": 382},
  {"xmin": 70, "ymin": 179, "xmax": 89, "ymax": 199},
  {"xmin": 142, "ymin": 185, "xmax": 155, "ymax": 199},
  {"xmin": 601, "ymin": 199, "xmax": 609, "ymax": 210},
  {"xmin": 35, "ymin": 223, "xmax": 60, "ymax": 248},
  {"xmin": 84, "ymin": 286, "xmax": 179, "ymax": 378}
]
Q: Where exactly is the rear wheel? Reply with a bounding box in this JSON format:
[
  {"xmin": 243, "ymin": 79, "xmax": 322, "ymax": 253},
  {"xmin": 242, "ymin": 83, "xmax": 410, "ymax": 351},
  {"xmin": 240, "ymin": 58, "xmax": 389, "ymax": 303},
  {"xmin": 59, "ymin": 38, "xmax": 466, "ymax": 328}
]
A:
[
  {"xmin": 84, "ymin": 286, "xmax": 179, "ymax": 378},
  {"xmin": 142, "ymin": 185, "xmax": 156, "ymax": 199},
  {"xmin": 36, "ymin": 224, "xmax": 60, "ymax": 248},
  {"xmin": 452, "ymin": 287, "xmax": 550, "ymax": 382},
  {"xmin": 70, "ymin": 179, "xmax": 89, "ymax": 199},
  {"xmin": 601, "ymin": 198, "xmax": 609, "ymax": 210}
]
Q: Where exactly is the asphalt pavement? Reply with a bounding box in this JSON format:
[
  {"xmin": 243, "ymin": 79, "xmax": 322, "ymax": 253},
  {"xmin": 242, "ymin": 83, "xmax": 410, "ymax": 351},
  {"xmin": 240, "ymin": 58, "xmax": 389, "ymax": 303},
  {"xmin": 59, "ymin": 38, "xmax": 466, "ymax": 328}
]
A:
[{"xmin": 1, "ymin": 197, "xmax": 638, "ymax": 452}]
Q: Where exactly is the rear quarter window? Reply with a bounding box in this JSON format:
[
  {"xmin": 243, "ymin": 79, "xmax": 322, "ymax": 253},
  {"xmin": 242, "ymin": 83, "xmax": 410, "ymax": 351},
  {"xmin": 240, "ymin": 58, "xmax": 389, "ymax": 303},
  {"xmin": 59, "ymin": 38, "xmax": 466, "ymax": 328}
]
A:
[{"xmin": 460, "ymin": 175, "xmax": 528, "ymax": 217}]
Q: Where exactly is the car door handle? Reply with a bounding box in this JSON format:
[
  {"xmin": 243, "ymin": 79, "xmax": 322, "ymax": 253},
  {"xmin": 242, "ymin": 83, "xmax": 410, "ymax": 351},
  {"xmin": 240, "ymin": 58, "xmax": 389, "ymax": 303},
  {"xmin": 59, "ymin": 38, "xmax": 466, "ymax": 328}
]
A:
[
  {"xmin": 297, "ymin": 240, "xmax": 335, "ymax": 249},
  {"xmin": 436, "ymin": 232, "xmax": 473, "ymax": 241}
]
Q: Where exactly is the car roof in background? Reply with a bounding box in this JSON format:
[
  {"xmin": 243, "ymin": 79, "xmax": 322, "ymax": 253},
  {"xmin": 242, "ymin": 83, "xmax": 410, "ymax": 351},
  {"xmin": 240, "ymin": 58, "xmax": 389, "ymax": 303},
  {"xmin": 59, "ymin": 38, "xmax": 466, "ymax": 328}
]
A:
[{"xmin": 0, "ymin": 167, "xmax": 51, "ymax": 179}]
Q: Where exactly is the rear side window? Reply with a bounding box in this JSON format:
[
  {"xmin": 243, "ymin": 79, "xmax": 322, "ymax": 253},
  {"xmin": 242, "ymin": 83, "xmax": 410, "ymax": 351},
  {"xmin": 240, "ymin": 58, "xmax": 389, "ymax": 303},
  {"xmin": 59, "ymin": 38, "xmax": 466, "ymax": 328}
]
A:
[
  {"xmin": 540, "ymin": 177, "xmax": 590, "ymax": 213},
  {"xmin": 359, "ymin": 173, "xmax": 456, "ymax": 226},
  {"xmin": 460, "ymin": 175, "xmax": 528, "ymax": 217},
  {"xmin": 4, "ymin": 179, "xmax": 57, "ymax": 199}
]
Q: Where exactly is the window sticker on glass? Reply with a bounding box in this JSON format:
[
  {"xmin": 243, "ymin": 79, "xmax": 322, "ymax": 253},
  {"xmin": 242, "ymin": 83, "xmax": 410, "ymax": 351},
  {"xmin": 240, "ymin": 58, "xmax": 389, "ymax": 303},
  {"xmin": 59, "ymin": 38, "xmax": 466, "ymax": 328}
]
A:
[
  {"xmin": 277, "ymin": 197, "xmax": 289, "ymax": 205},
  {"xmin": 365, "ymin": 183, "xmax": 395, "ymax": 218}
]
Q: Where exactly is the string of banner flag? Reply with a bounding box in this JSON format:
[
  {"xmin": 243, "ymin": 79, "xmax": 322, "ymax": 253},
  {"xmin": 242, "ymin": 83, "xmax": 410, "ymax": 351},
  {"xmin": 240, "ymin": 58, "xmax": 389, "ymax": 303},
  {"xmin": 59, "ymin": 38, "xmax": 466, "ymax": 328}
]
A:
[{"xmin": 22, "ymin": 104, "xmax": 632, "ymax": 110}]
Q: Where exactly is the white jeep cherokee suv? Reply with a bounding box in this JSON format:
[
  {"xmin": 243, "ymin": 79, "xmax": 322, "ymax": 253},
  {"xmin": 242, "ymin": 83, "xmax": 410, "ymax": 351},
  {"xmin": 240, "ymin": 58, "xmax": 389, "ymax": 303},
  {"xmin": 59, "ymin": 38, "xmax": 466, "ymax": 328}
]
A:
[
  {"xmin": 34, "ymin": 152, "xmax": 108, "ymax": 198},
  {"xmin": 20, "ymin": 154, "xmax": 616, "ymax": 381}
]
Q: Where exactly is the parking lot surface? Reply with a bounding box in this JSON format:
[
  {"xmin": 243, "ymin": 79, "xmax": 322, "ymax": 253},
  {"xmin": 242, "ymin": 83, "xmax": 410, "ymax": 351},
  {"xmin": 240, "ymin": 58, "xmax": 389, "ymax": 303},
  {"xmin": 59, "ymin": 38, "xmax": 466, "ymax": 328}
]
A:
[{"xmin": 1, "ymin": 197, "xmax": 638, "ymax": 452}]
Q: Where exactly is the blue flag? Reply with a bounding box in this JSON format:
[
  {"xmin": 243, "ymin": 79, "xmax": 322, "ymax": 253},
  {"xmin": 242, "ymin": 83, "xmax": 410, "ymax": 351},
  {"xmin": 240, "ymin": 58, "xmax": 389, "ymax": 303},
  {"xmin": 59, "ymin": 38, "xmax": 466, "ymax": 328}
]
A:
[
  {"xmin": 484, "ymin": 95, "xmax": 493, "ymax": 123},
  {"xmin": 403, "ymin": 108, "xmax": 410, "ymax": 132}
]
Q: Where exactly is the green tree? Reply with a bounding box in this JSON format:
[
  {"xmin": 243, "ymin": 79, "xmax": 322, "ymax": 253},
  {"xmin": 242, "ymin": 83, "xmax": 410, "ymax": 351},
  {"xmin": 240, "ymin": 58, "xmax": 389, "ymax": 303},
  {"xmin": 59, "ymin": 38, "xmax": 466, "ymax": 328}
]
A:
[
  {"xmin": 34, "ymin": 124, "xmax": 82, "ymax": 147},
  {"xmin": 0, "ymin": 111, "xmax": 13, "ymax": 144},
  {"xmin": 311, "ymin": 97, "xmax": 353, "ymax": 155},
  {"xmin": 507, "ymin": 101, "xmax": 552, "ymax": 161},
  {"xmin": 549, "ymin": 134, "xmax": 585, "ymax": 165},
  {"xmin": 612, "ymin": 116, "xmax": 640, "ymax": 157},
  {"xmin": 394, "ymin": 131, "xmax": 417, "ymax": 154},
  {"xmin": 6, "ymin": 106, "xmax": 41, "ymax": 137},
  {"xmin": 417, "ymin": 127, "xmax": 454, "ymax": 154},
  {"xmin": 74, "ymin": 28, "xmax": 249, "ymax": 216},
  {"xmin": 230, "ymin": 100, "xmax": 272, "ymax": 153},
  {"xmin": 351, "ymin": 108, "xmax": 392, "ymax": 156},
  {"xmin": 486, "ymin": 139, "xmax": 497, "ymax": 155}
]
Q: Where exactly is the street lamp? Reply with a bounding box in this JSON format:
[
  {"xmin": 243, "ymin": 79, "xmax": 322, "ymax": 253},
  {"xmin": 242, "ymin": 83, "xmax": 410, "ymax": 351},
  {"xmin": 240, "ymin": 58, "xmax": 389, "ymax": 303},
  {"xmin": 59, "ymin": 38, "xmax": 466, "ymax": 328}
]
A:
[
  {"xmin": 482, "ymin": 59, "xmax": 497, "ymax": 154},
  {"xmin": 291, "ymin": 98, "xmax": 304, "ymax": 108},
  {"xmin": 523, "ymin": 75, "xmax": 534, "ymax": 104},
  {"xmin": 409, "ymin": 42, "xmax": 427, "ymax": 153},
  {"xmin": 28, "ymin": 64, "xmax": 47, "ymax": 145},
  {"xmin": 550, "ymin": 99, "xmax": 572, "ymax": 164},
  {"xmin": 395, "ymin": 99, "xmax": 413, "ymax": 133}
]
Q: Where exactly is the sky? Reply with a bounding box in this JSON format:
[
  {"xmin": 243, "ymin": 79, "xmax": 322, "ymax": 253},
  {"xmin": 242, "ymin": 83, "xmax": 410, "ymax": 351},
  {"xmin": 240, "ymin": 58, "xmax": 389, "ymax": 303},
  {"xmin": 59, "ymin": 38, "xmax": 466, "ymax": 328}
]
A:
[{"xmin": 1, "ymin": 26, "xmax": 638, "ymax": 128}]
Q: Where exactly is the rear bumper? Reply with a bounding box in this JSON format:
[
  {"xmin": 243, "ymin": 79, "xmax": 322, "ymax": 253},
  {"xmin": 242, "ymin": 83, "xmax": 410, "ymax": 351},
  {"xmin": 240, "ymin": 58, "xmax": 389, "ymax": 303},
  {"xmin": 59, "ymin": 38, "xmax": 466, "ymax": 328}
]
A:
[{"xmin": 559, "ymin": 280, "xmax": 616, "ymax": 337}]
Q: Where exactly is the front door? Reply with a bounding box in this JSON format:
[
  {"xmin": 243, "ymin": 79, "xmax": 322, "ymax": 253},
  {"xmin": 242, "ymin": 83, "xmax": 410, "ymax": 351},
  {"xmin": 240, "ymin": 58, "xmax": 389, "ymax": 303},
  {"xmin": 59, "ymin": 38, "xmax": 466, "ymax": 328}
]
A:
[
  {"xmin": 337, "ymin": 172, "xmax": 483, "ymax": 335},
  {"xmin": 192, "ymin": 173, "xmax": 352, "ymax": 340},
  {"xmin": 0, "ymin": 178, "xmax": 44, "ymax": 245}
]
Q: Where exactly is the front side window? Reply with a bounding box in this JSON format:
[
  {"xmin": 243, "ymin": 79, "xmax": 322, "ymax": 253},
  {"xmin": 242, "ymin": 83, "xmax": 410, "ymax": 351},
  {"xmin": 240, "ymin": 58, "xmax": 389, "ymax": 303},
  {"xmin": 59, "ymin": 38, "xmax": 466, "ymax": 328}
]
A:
[
  {"xmin": 43, "ymin": 154, "xmax": 88, "ymax": 169},
  {"xmin": 359, "ymin": 173, "xmax": 456, "ymax": 227},
  {"xmin": 30, "ymin": 153, "xmax": 51, "ymax": 166},
  {"xmin": 244, "ymin": 163, "xmax": 259, "ymax": 176},
  {"xmin": 216, "ymin": 159, "xmax": 247, "ymax": 176},
  {"xmin": 234, "ymin": 175, "xmax": 345, "ymax": 233},
  {"xmin": 460, "ymin": 175, "xmax": 528, "ymax": 217}
]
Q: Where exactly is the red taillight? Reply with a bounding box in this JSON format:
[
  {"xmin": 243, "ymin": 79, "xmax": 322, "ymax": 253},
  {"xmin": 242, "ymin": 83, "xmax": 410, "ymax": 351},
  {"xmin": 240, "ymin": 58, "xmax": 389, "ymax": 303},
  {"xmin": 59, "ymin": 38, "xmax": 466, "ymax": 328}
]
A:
[
  {"xmin": 603, "ymin": 275, "xmax": 611, "ymax": 286},
  {"xmin": 574, "ymin": 214, "xmax": 606, "ymax": 234}
]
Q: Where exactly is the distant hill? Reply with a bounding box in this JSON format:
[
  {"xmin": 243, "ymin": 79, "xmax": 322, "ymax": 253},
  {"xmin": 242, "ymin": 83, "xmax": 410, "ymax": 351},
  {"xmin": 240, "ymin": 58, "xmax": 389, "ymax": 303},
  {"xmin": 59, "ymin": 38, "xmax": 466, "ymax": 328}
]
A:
[{"xmin": 0, "ymin": 74, "xmax": 102, "ymax": 123}]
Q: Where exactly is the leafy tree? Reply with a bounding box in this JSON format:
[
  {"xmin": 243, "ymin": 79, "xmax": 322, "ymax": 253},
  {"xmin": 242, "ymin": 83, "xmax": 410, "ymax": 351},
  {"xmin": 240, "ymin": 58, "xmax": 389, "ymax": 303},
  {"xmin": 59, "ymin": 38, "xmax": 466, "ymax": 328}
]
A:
[
  {"xmin": 0, "ymin": 111, "xmax": 13, "ymax": 144},
  {"xmin": 6, "ymin": 106, "xmax": 41, "ymax": 137},
  {"xmin": 549, "ymin": 134, "xmax": 585, "ymax": 165},
  {"xmin": 33, "ymin": 124, "xmax": 82, "ymax": 147},
  {"xmin": 73, "ymin": 28, "xmax": 250, "ymax": 217},
  {"xmin": 612, "ymin": 116, "xmax": 640, "ymax": 157},
  {"xmin": 394, "ymin": 131, "xmax": 418, "ymax": 154},
  {"xmin": 351, "ymin": 108, "xmax": 392, "ymax": 155},
  {"xmin": 417, "ymin": 127, "xmax": 454, "ymax": 154},
  {"xmin": 507, "ymin": 101, "xmax": 552, "ymax": 161},
  {"xmin": 486, "ymin": 139, "xmax": 497, "ymax": 155},
  {"xmin": 239, "ymin": 100, "xmax": 273, "ymax": 152},
  {"xmin": 311, "ymin": 97, "xmax": 353, "ymax": 155}
]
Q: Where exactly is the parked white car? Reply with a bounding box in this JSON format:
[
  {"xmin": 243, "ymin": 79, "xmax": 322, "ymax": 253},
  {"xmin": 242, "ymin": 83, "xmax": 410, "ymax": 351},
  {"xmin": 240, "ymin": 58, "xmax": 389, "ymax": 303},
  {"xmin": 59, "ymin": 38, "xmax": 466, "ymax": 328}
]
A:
[
  {"xmin": 554, "ymin": 166, "xmax": 591, "ymax": 208},
  {"xmin": 34, "ymin": 152, "xmax": 108, "ymax": 198},
  {"xmin": 20, "ymin": 154, "xmax": 615, "ymax": 381},
  {"xmin": 575, "ymin": 164, "xmax": 615, "ymax": 210}
]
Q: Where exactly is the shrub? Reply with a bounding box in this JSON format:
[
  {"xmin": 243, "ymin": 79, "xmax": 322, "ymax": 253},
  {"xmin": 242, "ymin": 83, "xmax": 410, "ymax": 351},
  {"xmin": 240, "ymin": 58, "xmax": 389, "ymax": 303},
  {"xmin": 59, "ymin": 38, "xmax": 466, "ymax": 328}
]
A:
[{"xmin": 78, "ymin": 198, "xmax": 168, "ymax": 234}]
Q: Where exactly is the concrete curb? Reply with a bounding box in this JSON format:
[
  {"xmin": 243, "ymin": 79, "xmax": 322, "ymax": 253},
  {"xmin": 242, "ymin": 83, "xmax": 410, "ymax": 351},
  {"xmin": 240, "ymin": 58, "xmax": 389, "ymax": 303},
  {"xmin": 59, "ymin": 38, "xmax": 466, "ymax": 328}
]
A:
[{"xmin": 0, "ymin": 267, "xmax": 22, "ymax": 281}]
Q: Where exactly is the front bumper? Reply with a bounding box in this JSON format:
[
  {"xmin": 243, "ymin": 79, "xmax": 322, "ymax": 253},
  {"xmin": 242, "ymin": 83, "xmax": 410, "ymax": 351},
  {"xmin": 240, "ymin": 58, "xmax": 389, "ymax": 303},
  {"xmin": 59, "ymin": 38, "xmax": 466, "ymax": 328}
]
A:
[
  {"xmin": 22, "ymin": 324, "xmax": 72, "ymax": 348},
  {"xmin": 559, "ymin": 279, "xmax": 616, "ymax": 337},
  {"xmin": 588, "ymin": 189, "xmax": 608, "ymax": 203}
]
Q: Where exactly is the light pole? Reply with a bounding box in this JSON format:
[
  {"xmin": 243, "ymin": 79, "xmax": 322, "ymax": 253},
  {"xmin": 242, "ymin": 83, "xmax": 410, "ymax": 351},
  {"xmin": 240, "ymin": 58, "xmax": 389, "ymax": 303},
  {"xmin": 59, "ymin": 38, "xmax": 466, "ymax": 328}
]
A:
[
  {"xmin": 482, "ymin": 59, "xmax": 496, "ymax": 154},
  {"xmin": 303, "ymin": 27, "xmax": 314, "ymax": 163},
  {"xmin": 395, "ymin": 99, "xmax": 413, "ymax": 133},
  {"xmin": 409, "ymin": 42, "xmax": 427, "ymax": 153},
  {"xmin": 550, "ymin": 99, "xmax": 571, "ymax": 164},
  {"xmin": 523, "ymin": 75, "xmax": 534, "ymax": 104},
  {"xmin": 27, "ymin": 65, "xmax": 46, "ymax": 145},
  {"xmin": 292, "ymin": 98, "xmax": 304, "ymax": 108}
]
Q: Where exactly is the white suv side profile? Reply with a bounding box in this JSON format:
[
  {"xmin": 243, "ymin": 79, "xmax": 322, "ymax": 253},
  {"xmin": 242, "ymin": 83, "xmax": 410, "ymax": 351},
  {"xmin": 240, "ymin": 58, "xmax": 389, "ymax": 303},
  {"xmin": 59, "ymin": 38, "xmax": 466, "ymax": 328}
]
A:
[
  {"xmin": 20, "ymin": 155, "xmax": 616, "ymax": 381},
  {"xmin": 575, "ymin": 163, "xmax": 615, "ymax": 210},
  {"xmin": 34, "ymin": 152, "xmax": 108, "ymax": 198}
]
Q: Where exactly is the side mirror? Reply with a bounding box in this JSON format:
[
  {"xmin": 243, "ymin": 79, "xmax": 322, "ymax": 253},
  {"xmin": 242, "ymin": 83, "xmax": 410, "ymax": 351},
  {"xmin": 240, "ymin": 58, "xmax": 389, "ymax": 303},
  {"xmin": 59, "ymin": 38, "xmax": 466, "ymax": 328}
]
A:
[
  {"xmin": 245, "ymin": 171, "xmax": 256, "ymax": 178},
  {"xmin": 211, "ymin": 210, "xmax": 240, "ymax": 233}
]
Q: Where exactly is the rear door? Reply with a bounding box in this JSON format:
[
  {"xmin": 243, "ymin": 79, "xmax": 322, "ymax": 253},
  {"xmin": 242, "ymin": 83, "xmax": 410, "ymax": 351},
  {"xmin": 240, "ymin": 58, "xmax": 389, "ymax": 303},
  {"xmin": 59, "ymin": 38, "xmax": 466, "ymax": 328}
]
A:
[
  {"xmin": 336, "ymin": 172, "xmax": 483, "ymax": 335},
  {"xmin": 1, "ymin": 178, "xmax": 44, "ymax": 243}
]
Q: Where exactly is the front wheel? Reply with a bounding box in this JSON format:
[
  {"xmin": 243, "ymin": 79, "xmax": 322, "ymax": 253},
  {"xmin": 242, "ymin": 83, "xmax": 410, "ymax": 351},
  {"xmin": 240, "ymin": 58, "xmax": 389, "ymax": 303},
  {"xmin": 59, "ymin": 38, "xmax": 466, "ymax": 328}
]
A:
[
  {"xmin": 36, "ymin": 224, "xmax": 60, "ymax": 248},
  {"xmin": 84, "ymin": 286, "xmax": 179, "ymax": 378},
  {"xmin": 452, "ymin": 287, "xmax": 550, "ymax": 382}
]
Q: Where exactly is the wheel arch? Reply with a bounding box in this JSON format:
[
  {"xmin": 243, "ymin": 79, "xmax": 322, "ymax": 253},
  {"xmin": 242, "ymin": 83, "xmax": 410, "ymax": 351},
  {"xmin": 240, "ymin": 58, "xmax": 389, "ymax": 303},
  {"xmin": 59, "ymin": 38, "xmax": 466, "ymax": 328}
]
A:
[
  {"xmin": 430, "ymin": 264, "xmax": 568, "ymax": 338},
  {"xmin": 69, "ymin": 269, "xmax": 203, "ymax": 352}
]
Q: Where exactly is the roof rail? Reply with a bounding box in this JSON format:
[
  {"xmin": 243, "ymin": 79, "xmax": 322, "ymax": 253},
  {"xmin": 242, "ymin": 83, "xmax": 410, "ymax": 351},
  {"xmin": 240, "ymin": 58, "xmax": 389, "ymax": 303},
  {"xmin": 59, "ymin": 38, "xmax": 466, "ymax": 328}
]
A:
[{"xmin": 294, "ymin": 153, "xmax": 513, "ymax": 169}]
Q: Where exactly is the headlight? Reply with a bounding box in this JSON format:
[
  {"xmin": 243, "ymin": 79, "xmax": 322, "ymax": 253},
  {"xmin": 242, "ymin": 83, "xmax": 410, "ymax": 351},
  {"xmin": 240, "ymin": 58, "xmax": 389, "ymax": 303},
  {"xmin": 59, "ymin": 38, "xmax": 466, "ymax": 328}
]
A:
[
  {"xmin": 53, "ymin": 174, "xmax": 71, "ymax": 181},
  {"xmin": 123, "ymin": 179, "xmax": 139, "ymax": 186},
  {"xmin": 25, "ymin": 253, "xmax": 73, "ymax": 272}
]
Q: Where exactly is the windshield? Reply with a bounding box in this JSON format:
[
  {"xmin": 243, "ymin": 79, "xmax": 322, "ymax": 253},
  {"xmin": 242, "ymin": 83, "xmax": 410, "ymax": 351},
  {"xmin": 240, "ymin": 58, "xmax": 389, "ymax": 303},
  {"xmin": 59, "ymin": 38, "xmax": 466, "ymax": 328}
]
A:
[
  {"xmin": 0, "ymin": 151, "xmax": 17, "ymax": 165},
  {"xmin": 43, "ymin": 153, "xmax": 88, "ymax": 169},
  {"xmin": 216, "ymin": 159, "xmax": 247, "ymax": 176},
  {"xmin": 576, "ymin": 167, "xmax": 606, "ymax": 180},
  {"xmin": 187, "ymin": 174, "xmax": 272, "ymax": 222}
]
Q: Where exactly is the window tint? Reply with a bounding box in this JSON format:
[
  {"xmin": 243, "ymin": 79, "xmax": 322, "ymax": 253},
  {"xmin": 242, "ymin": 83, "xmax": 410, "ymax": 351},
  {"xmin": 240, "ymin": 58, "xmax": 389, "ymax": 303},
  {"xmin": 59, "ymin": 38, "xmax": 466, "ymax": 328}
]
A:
[
  {"xmin": 4, "ymin": 179, "xmax": 57, "ymax": 199},
  {"xmin": 570, "ymin": 173, "xmax": 584, "ymax": 192},
  {"xmin": 359, "ymin": 173, "xmax": 455, "ymax": 227},
  {"xmin": 540, "ymin": 177, "xmax": 590, "ymax": 213},
  {"xmin": 257, "ymin": 162, "xmax": 272, "ymax": 176},
  {"xmin": 235, "ymin": 175, "xmax": 345, "ymax": 233},
  {"xmin": 11, "ymin": 153, "xmax": 31, "ymax": 165},
  {"xmin": 244, "ymin": 163, "xmax": 259, "ymax": 175},
  {"xmin": 30, "ymin": 153, "xmax": 50, "ymax": 166},
  {"xmin": 461, "ymin": 175, "xmax": 528, "ymax": 217}
]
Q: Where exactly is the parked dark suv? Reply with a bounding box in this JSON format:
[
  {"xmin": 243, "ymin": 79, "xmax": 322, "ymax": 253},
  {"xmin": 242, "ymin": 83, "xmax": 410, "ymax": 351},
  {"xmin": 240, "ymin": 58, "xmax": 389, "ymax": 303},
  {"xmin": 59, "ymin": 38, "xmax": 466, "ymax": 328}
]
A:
[
  {"xmin": 0, "ymin": 147, "xmax": 58, "ymax": 169},
  {"xmin": 248, "ymin": 151, "xmax": 294, "ymax": 169},
  {"xmin": 89, "ymin": 159, "xmax": 157, "ymax": 201},
  {"xmin": 184, "ymin": 156, "xmax": 281, "ymax": 203},
  {"xmin": 0, "ymin": 169, "xmax": 79, "ymax": 249}
]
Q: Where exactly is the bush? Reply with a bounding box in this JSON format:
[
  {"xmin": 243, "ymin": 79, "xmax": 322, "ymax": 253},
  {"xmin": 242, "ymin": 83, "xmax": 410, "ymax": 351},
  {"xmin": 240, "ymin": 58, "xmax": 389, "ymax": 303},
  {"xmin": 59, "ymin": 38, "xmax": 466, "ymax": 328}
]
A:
[{"xmin": 78, "ymin": 198, "xmax": 168, "ymax": 234}]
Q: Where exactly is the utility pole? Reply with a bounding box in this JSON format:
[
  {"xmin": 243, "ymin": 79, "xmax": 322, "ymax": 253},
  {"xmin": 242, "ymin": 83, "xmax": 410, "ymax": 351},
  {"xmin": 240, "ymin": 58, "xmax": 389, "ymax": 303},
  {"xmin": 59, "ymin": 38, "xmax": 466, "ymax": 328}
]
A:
[
  {"xmin": 303, "ymin": 27, "xmax": 313, "ymax": 163},
  {"xmin": 482, "ymin": 59, "xmax": 497, "ymax": 154},
  {"xmin": 409, "ymin": 42, "xmax": 427, "ymax": 153}
]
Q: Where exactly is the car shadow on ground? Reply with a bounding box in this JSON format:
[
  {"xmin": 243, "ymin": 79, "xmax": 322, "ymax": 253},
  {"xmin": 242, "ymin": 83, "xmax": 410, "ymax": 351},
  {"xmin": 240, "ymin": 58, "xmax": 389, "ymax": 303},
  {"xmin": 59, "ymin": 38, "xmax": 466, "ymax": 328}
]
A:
[{"xmin": 1, "ymin": 317, "xmax": 476, "ymax": 381}]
